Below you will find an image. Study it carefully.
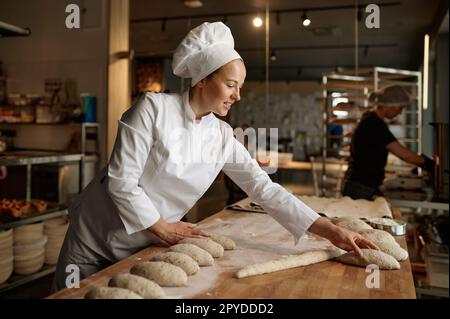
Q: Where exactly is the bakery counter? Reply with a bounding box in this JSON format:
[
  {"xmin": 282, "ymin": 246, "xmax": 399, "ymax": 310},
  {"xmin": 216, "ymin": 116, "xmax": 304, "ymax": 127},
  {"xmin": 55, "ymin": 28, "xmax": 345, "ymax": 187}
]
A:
[{"xmin": 48, "ymin": 198, "xmax": 416, "ymax": 299}]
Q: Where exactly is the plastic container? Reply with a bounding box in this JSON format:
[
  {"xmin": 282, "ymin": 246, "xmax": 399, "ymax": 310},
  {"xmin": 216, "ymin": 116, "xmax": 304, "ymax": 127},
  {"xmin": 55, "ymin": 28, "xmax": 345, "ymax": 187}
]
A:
[{"xmin": 81, "ymin": 94, "xmax": 96, "ymax": 123}]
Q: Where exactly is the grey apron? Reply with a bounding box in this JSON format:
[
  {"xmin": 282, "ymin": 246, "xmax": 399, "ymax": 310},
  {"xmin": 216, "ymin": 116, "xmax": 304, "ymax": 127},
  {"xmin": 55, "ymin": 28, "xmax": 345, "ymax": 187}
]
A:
[{"xmin": 51, "ymin": 166, "xmax": 166, "ymax": 292}]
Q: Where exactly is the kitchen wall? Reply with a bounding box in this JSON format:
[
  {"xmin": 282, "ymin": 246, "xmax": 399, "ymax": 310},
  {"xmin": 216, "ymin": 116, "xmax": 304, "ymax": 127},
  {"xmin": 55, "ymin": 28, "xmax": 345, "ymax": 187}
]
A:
[
  {"xmin": 229, "ymin": 81, "xmax": 323, "ymax": 160},
  {"xmin": 0, "ymin": 0, "xmax": 109, "ymax": 165},
  {"xmin": 435, "ymin": 33, "xmax": 449, "ymax": 124}
]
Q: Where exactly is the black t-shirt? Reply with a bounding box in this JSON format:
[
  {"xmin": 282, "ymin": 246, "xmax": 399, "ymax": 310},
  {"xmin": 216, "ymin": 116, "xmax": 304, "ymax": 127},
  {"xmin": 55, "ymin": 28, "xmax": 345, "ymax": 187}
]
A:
[{"xmin": 345, "ymin": 111, "xmax": 397, "ymax": 188}]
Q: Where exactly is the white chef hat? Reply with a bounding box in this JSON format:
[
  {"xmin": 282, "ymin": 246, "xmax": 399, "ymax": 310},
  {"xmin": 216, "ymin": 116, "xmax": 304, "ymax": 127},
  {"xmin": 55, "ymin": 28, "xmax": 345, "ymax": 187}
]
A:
[{"xmin": 172, "ymin": 22, "xmax": 242, "ymax": 87}]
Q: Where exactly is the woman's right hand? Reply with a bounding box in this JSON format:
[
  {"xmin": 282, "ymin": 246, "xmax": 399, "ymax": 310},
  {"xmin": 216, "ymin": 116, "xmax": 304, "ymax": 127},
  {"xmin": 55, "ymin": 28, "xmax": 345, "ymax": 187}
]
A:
[{"xmin": 147, "ymin": 217, "xmax": 208, "ymax": 245}]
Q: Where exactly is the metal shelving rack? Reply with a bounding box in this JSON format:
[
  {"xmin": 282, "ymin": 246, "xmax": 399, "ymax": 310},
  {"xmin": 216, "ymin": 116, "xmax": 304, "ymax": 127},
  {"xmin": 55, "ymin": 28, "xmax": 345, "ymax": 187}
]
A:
[
  {"xmin": 319, "ymin": 67, "xmax": 422, "ymax": 197},
  {"xmin": 0, "ymin": 21, "xmax": 31, "ymax": 38},
  {"xmin": 0, "ymin": 151, "xmax": 84, "ymax": 294}
]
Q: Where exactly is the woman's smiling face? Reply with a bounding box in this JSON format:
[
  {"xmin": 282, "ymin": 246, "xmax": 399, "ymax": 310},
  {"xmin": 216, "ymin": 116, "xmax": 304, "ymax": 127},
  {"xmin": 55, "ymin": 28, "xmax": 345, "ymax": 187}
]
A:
[{"xmin": 199, "ymin": 59, "xmax": 246, "ymax": 117}]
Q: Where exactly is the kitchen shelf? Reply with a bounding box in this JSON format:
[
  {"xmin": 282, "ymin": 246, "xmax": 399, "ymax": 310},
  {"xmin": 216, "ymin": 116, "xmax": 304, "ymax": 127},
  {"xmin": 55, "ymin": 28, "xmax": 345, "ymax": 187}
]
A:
[
  {"xmin": 0, "ymin": 265, "xmax": 56, "ymax": 294},
  {"xmin": 0, "ymin": 122, "xmax": 99, "ymax": 126},
  {"xmin": 320, "ymin": 67, "xmax": 422, "ymax": 197},
  {"xmin": 0, "ymin": 205, "xmax": 68, "ymax": 230},
  {"xmin": 0, "ymin": 151, "xmax": 76, "ymax": 293},
  {"xmin": 0, "ymin": 150, "xmax": 83, "ymax": 166},
  {"xmin": 0, "ymin": 21, "xmax": 31, "ymax": 37},
  {"xmin": 0, "ymin": 150, "xmax": 85, "ymax": 203}
]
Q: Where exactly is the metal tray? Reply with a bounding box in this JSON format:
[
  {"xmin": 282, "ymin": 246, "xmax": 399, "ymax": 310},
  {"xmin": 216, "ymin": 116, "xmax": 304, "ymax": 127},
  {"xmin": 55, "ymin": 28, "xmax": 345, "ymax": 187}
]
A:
[{"xmin": 367, "ymin": 217, "xmax": 407, "ymax": 236}]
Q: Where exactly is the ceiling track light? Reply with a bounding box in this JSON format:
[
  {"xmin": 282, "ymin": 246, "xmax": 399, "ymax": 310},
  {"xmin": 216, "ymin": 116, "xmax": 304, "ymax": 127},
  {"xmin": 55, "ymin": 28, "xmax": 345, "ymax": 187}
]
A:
[
  {"xmin": 184, "ymin": 0, "xmax": 203, "ymax": 9},
  {"xmin": 276, "ymin": 12, "xmax": 281, "ymax": 26},
  {"xmin": 270, "ymin": 50, "xmax": 277, "ymax": 61},
  {"xmin": 161, "ymin": 18, "xmax": 166, "ymax": 32},
  {"xmin": 301, "ymin": 11, "xmax": 311, "ymax": 27},
  {"xmin": 253, "ymin": 16, "xmax": 263, "ymax": 28}
]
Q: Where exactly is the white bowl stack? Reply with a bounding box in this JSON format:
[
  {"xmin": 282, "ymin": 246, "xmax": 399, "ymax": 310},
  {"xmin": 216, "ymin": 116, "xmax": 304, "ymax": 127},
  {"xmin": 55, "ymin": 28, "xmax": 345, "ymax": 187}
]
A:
[
  {"xmin": 13, "ymin": 222, "xmax": 47, "ymax": 275},
  {"xmin": 0, "ymin": 228, "xmax": 14, "ymax": 284},
  {"xmin": 44, "ymin": 217, "xmax": 69, "ymax": 265}
]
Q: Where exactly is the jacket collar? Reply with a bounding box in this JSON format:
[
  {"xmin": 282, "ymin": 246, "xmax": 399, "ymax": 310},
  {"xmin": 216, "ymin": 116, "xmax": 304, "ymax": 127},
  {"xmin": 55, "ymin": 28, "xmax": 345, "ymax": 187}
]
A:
[{"xmin": 183, "ymin": 90, "xmax": 215, "ymax": 126}]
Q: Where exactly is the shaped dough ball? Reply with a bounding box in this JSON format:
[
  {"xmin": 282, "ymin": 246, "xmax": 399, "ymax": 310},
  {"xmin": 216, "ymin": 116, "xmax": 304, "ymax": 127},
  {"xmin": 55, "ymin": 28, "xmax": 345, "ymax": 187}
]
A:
[
  {"xmin": 108, "ymin": 273, "xmax": 166, "ymax": 299},
  {"xmin": 208, "ymin": 233, "xmax": 236, "ymax": 250},
  {"xmin": 179, "ymin": 237, "xmax": 224, "ymax": 258},
  {"xmin": 151, "ymin": 251, "xmax": 199, "ymax": 276},
  {"xmin": 85, "ymin": 286, "xmax": 143, "ymax": 299},
  {"xmin": 168, "ymin": 243, "xmax": 214, "ymax": 266},
  {"xmin": 335, "ymin": 219, "xmax": 373, "ymax": 232},
  {"xmin": 335, "ymin": 249, "xmax": 400, "ymax": 270},
  {"xmin": 358, "ymin": 229, "xmax": 408, "ymax": 261},
  {"xmin": 130, "ymin": 261, "xmax": 187, "ymax": 287}
]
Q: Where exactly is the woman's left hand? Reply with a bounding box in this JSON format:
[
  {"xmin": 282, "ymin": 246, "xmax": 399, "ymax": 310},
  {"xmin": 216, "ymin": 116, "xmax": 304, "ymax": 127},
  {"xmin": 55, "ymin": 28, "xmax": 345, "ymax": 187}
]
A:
[{"xmin": 147, "ymin": 218, "xmax": 209, "ymax": 245}]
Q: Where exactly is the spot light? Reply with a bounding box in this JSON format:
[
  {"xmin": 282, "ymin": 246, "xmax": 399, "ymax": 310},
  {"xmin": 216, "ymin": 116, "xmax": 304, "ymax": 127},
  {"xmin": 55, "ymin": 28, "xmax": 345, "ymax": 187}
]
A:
[
  {"xmin": 301, "ymin": 12, "xmax": 311, "ymax": 27},
  {"xmin": 253, "ymin": 16, "xmax": 263, "ymax": 28},
  {"xmin": 270, "ymin": 50, "xmax": 277, "ymax": 61},
  {"xmin": 184, "ymin": 0, "xmax": 203, "ymax": 8}
]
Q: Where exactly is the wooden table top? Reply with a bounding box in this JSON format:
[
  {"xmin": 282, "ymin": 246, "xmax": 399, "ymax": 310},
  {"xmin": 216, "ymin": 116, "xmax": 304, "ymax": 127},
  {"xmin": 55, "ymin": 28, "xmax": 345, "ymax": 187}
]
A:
[{"xmin": 48, "ymin": 205, "xmax": 416, "ymax": 299}]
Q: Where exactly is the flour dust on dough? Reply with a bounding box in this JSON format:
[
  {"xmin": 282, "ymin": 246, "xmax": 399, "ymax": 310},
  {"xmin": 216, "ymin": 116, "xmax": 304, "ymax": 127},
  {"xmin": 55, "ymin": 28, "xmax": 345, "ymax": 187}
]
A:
[
  {"xmin": 335, "ymin": 249, "xmax": 400, "ymax": 269},
  {"xmin": 236, "ymin": 248, "xmax": 345, "ymax": 279},
  {"xmin": 358, "ymin": 229, "xmax": 408, "ymax": 261},
  {"xmin": 130, "ymin": 261, "xmax": 187, "ymax": 287},
  {"xmin": 85, "ymin": 286, "xmax": 143, "ymax": 299},
  {"xmin": 179, "ymin": 237, "xmax": 224, "ymax": 258},
  {"xmin": 151, "ymin": 251, "xmax": 199, "ymax": 275},
  {"xmin": 108, "ymin": 273, "xmax": 166, "ymax": 299},
  {"xmin": 334, "ymin": 218, "xmax": 373, "ymax": 232},
  {"xmin": 207, "ymin": 233, "xmax": 236, "ymax": 250},
  {"xmin": 168, "ymin": 243, "xmax": 214, "ymax": 266}
]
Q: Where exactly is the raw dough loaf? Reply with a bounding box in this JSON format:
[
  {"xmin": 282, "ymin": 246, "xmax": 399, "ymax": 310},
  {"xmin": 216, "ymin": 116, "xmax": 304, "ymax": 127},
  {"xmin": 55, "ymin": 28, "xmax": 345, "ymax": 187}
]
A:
[
  {"xmin": 85, "ymin": 286, "xmax": 143, "ymax": 299},
  {"xmin": 335, "ymin": 249, "xmax": 400, "ymax": 269},
  {"xmin": 168, "ymin": 243, "xmax": 214, "ymax": 266},
  {"xmin": 335, "ymin": 219, "xmax": 373, "ymax": 232},
  {"xmin": 130, "ymin": 261, "xmax": 187, "ymax": 287},
  {"xmin": 151, "ymin": 251, "xmax": 199, "ymax": 276},
  {"xmin": 236, "ymin": 248, "xmax": 345, "ymax": 279},
  {"xmin": 208, "ymin": 233, "xmax": 236, "ymax": 250},
  {"xmin": 108, "ymin": 273, "xmax": 166, "ymax": 299},
  {"xmin": 179, "ymin": 237, "xmax": 224, "ymax": 257},
  {"xmin": 358, "ymin": 229, "xmax": 408, "ymax": 261}
]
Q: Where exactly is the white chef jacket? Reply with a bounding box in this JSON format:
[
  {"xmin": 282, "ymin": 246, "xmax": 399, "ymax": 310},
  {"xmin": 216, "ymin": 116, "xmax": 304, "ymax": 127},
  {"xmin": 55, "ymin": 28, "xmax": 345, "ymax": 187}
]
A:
[
  {"xmin": 66, "ymin": 90, "xmax": 319, "ymax": 263},
  {"xmin": 108, "ymin": 90, "xmax": 319, "ymax": 238}
]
